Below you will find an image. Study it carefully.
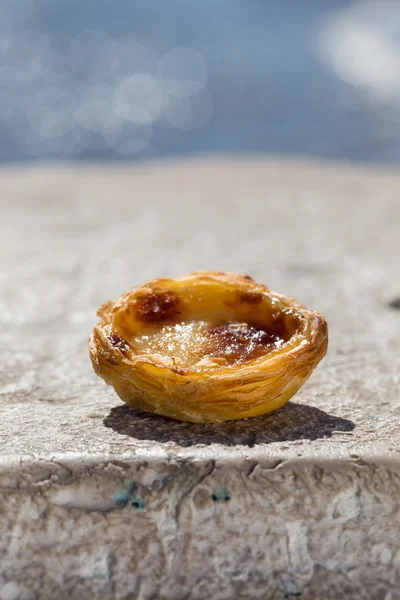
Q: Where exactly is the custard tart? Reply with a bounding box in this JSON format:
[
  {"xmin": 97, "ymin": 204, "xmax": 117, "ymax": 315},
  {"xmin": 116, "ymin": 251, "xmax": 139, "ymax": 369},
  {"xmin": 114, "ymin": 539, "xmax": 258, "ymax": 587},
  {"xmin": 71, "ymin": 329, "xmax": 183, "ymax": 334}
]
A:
[{"xmin": 89, "ymin": 271, "xmax": 328, "ymax": 423}]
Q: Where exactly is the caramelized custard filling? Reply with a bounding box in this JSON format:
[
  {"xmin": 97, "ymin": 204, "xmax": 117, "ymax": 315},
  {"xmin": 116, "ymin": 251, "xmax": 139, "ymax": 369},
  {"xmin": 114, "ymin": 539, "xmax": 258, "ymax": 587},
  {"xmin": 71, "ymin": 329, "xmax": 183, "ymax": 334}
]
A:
[{"xmin": 132, "ymin": 320, "xmax": 287, "ymax": 369}]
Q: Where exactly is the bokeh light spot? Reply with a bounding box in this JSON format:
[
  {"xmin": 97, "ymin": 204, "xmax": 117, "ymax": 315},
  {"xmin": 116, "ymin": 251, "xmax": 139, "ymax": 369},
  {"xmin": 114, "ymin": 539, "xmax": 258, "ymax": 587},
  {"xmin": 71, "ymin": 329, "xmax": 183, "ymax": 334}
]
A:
[
  {"xmin": 159, "ymin": 46, "xmax": 208, "ymax": 98},
  {"xmin": 114, "ymin": 74, "xmax": 163, "ymax": 125},
  {"xmin": 111, "ymin": 39, "xmax": 159, "ymax": 78}
]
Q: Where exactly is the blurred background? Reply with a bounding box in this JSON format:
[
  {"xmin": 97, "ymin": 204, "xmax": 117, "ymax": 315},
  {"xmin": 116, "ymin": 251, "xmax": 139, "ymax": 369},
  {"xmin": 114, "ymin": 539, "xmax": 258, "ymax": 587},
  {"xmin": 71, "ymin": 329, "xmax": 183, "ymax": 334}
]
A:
[{"xmin": 1, "ymin": 0, "xmax": 400, "ymax": 164}]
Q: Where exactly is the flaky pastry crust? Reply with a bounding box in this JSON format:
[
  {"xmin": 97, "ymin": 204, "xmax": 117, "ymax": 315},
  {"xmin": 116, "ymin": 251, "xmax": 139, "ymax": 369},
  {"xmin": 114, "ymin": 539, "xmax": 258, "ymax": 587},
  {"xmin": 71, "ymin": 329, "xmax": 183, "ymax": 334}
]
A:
[{"xmin": 89, "ymin": 271, "xmax": 328, "ymax": 423}]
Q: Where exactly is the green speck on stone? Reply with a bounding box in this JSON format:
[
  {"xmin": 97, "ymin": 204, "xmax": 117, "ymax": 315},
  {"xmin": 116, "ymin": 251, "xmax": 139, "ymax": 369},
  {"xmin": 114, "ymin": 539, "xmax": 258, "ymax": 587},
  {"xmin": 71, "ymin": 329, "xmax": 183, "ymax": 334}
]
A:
[
  {"xmin": 278, "ymin": 580, "xmax": 302, "ymax": 598},
  {"xmin": 114, "ymin": 480, "xmax": 144, "ymax": 509},
  {"xmin": 93, "ymin": 571, "xmax": 106, "ymax": 579},
  {"xmin": 114, "ymin": 488, "xmax": 131, "ymax": 508},
  {"xmin": 130, "ymin": 495, "xmax": 145, "ymax": 511},
  {"xmin": 212, "ymin": 487, "xmax": 230, "ymax": 502},
  {"xmin": 124, "ymin": 479, "xmax": 137, "ymax": 493}
]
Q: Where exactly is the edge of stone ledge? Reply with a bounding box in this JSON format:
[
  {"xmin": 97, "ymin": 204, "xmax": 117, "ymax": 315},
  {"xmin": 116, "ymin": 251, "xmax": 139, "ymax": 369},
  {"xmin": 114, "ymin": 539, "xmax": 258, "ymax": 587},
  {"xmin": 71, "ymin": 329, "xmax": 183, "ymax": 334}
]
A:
[{"xmin": 0, "ymin": 451, "xmax": 399, "ymax": 476}]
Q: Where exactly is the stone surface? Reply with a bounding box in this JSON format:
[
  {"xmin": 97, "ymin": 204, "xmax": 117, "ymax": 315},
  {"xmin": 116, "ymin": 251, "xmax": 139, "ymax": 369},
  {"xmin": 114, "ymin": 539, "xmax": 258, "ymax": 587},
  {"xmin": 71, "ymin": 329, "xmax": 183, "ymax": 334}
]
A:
[{"xmin": 0, "ymin": 158, "xmax": 400, "ymax": 599}]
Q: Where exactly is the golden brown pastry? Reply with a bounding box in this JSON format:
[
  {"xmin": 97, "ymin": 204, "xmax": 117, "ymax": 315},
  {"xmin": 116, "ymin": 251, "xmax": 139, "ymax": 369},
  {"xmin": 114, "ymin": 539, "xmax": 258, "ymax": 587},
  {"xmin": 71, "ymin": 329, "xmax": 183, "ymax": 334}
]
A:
[{"xmin": 89, "ymin": 271, "xmax": 328, "ymax": 423}]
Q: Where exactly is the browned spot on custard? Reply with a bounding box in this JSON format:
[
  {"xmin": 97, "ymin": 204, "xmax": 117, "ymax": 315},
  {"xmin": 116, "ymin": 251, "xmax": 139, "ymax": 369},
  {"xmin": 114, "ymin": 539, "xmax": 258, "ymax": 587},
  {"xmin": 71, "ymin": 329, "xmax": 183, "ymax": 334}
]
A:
[
  {"xmin": 135, "ymin": 291, "xmax": 181, "ymax": 324},
  {"xmin": 204, "ymin": 322, "xmax": 286, "ymax": 365},
  {"xmin": 109, "ymin": 332, "xmax": 130, "ymax": 355},
  {"xmin": 239, "ymin": 291, "xmax": 263, "ymax": 304},
  {"xmin": 268, "ymin": 310, "xmax": 294, "ymax": 339},
  {"xmin": 241, "ymin": 274, "xmax": 255, "ymax": 282},
  {"xmin": 171, "ymin": 366, "xmax": 186, "ymax": 376}
]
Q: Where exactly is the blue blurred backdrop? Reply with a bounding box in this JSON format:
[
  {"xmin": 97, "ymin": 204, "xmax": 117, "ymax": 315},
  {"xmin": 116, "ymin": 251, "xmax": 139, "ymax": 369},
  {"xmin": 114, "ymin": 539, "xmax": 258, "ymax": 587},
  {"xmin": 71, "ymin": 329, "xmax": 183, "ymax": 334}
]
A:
[{"xmin": 1, "ymin": 0, "xmax": 400, "ymax": 164}]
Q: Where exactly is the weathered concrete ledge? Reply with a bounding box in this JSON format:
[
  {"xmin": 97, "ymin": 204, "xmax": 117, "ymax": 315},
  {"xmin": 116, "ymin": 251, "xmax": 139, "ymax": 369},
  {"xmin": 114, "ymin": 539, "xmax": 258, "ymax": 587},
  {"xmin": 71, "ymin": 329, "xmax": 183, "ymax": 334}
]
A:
[{"xmin": 0, "ymin": 159, "xmax": 399, "ymax": 599}]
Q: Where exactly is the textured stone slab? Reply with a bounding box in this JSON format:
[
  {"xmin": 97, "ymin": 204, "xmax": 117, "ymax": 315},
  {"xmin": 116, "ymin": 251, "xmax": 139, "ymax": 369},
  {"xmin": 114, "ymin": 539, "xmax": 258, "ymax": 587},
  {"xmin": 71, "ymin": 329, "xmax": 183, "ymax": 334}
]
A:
[{"xmin": 0, "ymin": 159, "xmax": 400, "ymax": 599}]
